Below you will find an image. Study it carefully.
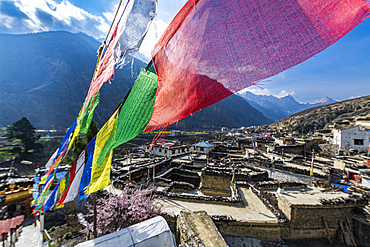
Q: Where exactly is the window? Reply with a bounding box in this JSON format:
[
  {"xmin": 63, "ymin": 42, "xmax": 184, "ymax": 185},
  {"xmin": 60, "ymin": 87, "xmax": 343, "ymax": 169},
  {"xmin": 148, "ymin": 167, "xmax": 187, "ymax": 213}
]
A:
[
  {"xmin": 159, "ymin": 149, "xmax": 162, "ymax": 152},
  {"xmin": 200, "ymin": 147, "xmax": 204, "ymax": 151},
  {"xmin": 354, "ymin": 139, "xmax": 364, "ymax": 145},
  {"xmin": 172, "ymin": 150, "xmax": 175, "ymax": 154}
]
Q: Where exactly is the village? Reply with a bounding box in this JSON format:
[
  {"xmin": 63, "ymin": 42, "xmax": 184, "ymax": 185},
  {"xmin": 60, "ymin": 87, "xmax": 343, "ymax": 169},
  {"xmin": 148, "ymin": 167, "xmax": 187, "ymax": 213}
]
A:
[
  {"xmin": 0, "ymin": 113, "xmax": 369, "ymax": 246},
  {"xmin": 0, "ymin": 0, "xmax": 369, "ymax": 246}
]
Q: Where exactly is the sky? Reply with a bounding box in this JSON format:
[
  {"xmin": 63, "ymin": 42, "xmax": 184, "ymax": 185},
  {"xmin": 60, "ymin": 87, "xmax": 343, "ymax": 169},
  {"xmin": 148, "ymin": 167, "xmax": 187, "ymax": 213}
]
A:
[{"xmin": 0, "ymin": 0, "xmax": 369, "ymax": 103}]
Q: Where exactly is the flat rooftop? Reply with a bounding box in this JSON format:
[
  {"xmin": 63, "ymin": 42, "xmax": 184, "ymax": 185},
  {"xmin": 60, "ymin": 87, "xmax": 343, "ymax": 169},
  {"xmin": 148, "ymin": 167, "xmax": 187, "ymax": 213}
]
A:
[
  {"xmin": 265, "ymin": 187, "xmax": 349, "ymax": 206},
  {"xmin": 159, "ymin": 187, "xmax": 278, "ymax": 223},
  {"xmin": 282, "ymin": 161, "xmax": 327, "ymax": 176}
]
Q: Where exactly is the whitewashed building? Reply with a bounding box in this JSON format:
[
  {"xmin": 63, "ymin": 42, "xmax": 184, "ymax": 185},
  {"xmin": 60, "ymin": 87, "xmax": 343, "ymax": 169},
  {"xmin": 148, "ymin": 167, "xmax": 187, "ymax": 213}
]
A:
[
  {"xmin": 333, "ymin": 126, "xmax": 370, "ymax": 152},
  {"xmin": 170, "ymin": 130, "xmax": 182, "ymax": 136},
  {"xmin": 144, "ymin": 139, "xmax": 192, "ymax": 158}
]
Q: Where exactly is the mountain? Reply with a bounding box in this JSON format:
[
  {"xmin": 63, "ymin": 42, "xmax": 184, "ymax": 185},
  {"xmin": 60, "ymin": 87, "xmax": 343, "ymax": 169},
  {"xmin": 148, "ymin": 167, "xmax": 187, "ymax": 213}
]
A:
[
  {"xmin": 238, "ymin": 91, "xmax": 337, "ymax": 121},
  {"xmin": 172, "ymin": 94, "xmax": 272, "ymax": 130},
  {"xmin": 0, "ymin": 31, "xmax": 146, "ymax": 129},
  {"xmin": 0, "ymin": 31, "xmax": 269, "ymax": 131},
  {"xmin": 311, "ymin": 97, "xmax": 336, "ymax": 105},
  {"xmin": 270, "ymin": 95, "xmax": 370, "ymax": 132}
]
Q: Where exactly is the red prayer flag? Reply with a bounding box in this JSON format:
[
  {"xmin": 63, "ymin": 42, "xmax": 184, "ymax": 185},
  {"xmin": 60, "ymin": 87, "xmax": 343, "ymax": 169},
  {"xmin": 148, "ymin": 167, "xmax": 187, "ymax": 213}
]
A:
[{"xmin": 147, "ymin": 0, "xmax": 370, "ymax": 130}]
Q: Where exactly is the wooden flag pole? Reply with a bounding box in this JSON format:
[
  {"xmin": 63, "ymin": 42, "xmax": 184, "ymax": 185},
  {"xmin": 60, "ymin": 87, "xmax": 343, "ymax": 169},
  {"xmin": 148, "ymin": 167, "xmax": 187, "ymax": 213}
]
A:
[{"xmin": 93, "ymin": 193, "xmax": 97, "ymax": 238}]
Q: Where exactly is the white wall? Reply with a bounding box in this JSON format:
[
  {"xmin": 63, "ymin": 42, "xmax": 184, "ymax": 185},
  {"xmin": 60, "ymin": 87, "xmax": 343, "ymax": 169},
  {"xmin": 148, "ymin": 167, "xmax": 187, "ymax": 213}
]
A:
[{"xmin": 333, "ymin": 127, "xmax": 370, "ymax": 151}]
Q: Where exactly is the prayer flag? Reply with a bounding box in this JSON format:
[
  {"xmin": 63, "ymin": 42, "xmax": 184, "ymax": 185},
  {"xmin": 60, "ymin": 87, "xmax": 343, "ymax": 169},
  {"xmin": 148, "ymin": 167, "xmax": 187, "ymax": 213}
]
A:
[
  {"xmin": 86, "ymin": 150, "xmax": 113, "ymax": 194},
  {"xmin": 39, "ymin": 0, "xmax": 370, "ymax": 206},
  {"xmin": 58, "ymin": 151, "xmax": 86, "ymax": 205},
  {"xmin": 78, "ymin": 138, "xmax": 95, "ymax": 200},
  {"xmin": 145, "ymin": 0, "xmax": 370, "ymax": 131},
  {"xmin": 75, "ymin": 0, "xmax": 157, "ymax": 137},
  {"xmin": 85, "ymin": 0, "xmax": 157, "ymax": 103},
  {"xmin": 85, "ymin": 107, "xmax": 119, "ymax": 194},
  {"xmin": 93, "ymin": 69, "xmax": 158, "ymax": 166},
  {"xmin": 40, "ymin": 121, "xmax": 77, "ymax": 185},
  {"xmin": 310, "ymin": 152, "xmax": 314, "ymax": 176},
  {"xmin": 45, "ymin": 149, "xmax": 58, "ymax": 170},
  {"xmin": 41, "ymin": 184, "xmax": 59, "ymax": 212}
]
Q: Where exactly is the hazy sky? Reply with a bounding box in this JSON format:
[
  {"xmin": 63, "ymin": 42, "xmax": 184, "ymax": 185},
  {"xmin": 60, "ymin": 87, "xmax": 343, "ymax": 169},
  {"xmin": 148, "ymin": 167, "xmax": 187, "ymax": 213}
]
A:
[{"xmin": 0, "ymin": 0, "xmax": 369, "ymax": 103}]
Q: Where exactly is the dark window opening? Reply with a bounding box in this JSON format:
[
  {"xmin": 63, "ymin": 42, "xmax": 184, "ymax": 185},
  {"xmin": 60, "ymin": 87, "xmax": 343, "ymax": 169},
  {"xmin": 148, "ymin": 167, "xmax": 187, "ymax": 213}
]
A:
[{"xmin": 354, "ymin": 139, "xmax": 364, "ymax": 145}]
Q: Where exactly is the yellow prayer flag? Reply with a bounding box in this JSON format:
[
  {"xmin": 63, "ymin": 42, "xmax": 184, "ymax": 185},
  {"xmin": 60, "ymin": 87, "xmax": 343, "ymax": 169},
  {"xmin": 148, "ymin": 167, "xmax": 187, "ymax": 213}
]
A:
[
  {"xmin": 92, "ymin": 108, "xmax": 119, "ymax": 166},
  {"xmin": 86, "ymin": 108, "xmax": 119, "ymax": 194},
  {"xmin": 86, "ymin": 150, "xmax": 113, "ymax": 194}
]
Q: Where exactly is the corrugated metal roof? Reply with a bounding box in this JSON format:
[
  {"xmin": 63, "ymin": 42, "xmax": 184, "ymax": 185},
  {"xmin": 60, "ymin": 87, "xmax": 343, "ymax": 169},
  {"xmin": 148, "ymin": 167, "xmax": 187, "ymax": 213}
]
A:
[{"xmin": 192, "ymin": 142, "xmax": 215, "ymax": 148}]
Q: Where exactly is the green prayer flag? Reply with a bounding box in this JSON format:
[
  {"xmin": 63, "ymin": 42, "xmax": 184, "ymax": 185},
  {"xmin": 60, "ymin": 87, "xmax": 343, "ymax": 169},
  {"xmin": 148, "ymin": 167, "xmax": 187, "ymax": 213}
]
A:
[
  {"xmin": 96, "ymin": 69, "xmax": 158, "ymax": 165},
  {"xmin": 79, "ymin": 92, "xmax": 100, "ymax": 135}
]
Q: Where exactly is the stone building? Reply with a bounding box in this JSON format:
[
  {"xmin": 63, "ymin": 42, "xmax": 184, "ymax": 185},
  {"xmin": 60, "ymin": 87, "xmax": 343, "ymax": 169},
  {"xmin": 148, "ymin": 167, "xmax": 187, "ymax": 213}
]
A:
[
  {"xmin": 333, "ymin": 126, "xmax": 370, "ymax": 152},
  {"xmin": 192, "ymin": 141, "xmax": 215, "ymax": 154},
  {"xmin": 145, "ymin": 140, "xmax": 191, "ymax": 158}
]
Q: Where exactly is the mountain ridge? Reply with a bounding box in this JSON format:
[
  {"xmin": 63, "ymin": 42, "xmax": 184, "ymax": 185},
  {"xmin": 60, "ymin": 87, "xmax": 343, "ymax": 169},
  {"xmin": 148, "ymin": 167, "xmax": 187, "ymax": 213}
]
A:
[
  {"xmin": 0, "ymin": 31, "xmax": 271, "ymax": 130},
  {"xmin": 270, "ymin": 95, "xmax": 370, "ymax": 132},
  {"xmin": 238, "ymin": 91, "xmax": 337, "ymax": 121}
]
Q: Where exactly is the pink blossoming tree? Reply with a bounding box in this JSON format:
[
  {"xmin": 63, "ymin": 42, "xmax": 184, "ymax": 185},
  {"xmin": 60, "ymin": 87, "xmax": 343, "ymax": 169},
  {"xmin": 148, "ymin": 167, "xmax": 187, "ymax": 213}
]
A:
[{"xmin": 86, "ymin": 185, "xmax": 162, "ymax": 237}]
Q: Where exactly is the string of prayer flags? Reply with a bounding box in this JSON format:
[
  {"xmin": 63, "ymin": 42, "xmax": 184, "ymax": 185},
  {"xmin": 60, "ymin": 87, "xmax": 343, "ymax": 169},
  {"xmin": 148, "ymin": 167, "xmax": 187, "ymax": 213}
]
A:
[
  {"xmin": 146, "ymin": 0, "xmax": 370, "ymax": 131},
  {"xmin": 75, "ymin": 0, "xmax": 158, "ymax": 138}
]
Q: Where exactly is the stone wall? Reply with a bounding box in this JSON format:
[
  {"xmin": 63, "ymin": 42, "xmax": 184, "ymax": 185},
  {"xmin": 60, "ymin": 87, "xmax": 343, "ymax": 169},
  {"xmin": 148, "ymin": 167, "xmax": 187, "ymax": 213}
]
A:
[
  {"xmin": 249, "ymin": 185, "xmax": 287, "ymax": 223},
  {"xmin": 352, "ymin": 216, "xmax": 370, "ymax": 247},
  {"xmin": 200, "ymin": 166, "xmax": 268, "ymax": 196},
  {"xmin": 272, "ymin": 145, "xmax": 305, "ymax": 155},
  {"xmin": 155, "ymin": 181, "xmax": 242, "ymax": 204},
  {"xmin": 176, "ymin": 212, "xmax": 206, "ymax": 247},
  {"xmin": 212, "ymin": 145, "xmax": 244, "ymax": 154},
  {"xmin": 277, "ymin": 193, "xmax": 367, "ymax": 239},
  {"xmin": 246, "ymin": 157, "xmax": 328, "ymax": 179},
  {"xmin": 162, "ymin": 213, "xmax": 177, "ymax": 235},
  {"xmin": 253, "ymin": 181, "xmax": 307, "ymax": 189},
  {"xmin": 112, "ymin": 159, "xmax": 175, "ymax": 188},
  {"xmin": 161, "ymin": 181, "xmax": 195, "ymax": 193},
  {"xmin": 180, "ymin": 164, "xmax": 204, "ymax": 171},
  {"xmin": 200, "ymin": 168, "xmax": 233, "ymax": 195},
  {"xmin": 155, "ymin": 166, "xmax": 201, "ymax": 187},
  {"xmin": 177, "ymin": 211, "xmax": 228, "ymax": 247},
  {"xmin": 214, "ymin": 221, "xmax": 283, "ymax": 241}
]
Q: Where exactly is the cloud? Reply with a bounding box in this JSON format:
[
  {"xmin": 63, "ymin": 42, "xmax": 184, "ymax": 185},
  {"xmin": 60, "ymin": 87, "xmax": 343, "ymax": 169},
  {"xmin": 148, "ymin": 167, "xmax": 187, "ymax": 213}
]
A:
[
  {"xmin": 135, "ymin": 18, "xmax": 168, "ymax": 62},
  {"xmin": 239, "ymin": 86, "xmax": 296, "ymax": 98},
  {"xmin": 241, "ymin": 86, "xmax": 273, "ymax": 96},
  {"xmin": 276, "ymin": 90, "xmax": 296, "ymax": 98},
  {"xmin": 0, "ymin": 0, "xmax": 170, "ymax": 63},
  {"xmin": 0, "ymin": 0, "xmax": 110, "ymax": 40},
  {"xmin": 277, "ymin": 71, "xmax": 285, "ymax": 79},
  {"xmin": 0, "ymin": 1, "xmax": 29, "ymax": 19}
]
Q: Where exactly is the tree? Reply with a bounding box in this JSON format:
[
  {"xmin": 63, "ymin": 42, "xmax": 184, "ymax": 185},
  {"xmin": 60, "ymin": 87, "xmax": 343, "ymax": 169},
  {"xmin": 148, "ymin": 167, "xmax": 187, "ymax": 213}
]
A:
[
  {"xmin": 85, "ymin": 184, "xmax": 162, "ymax": 237},
  {"xmin": 5, "ymin": 117, "xmax": 42, "ymax": 154}
]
